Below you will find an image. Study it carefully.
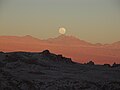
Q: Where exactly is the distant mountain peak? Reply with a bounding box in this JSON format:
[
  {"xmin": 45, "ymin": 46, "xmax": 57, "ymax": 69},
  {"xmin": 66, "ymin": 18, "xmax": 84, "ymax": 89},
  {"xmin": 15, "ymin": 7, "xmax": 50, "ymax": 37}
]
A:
[
  {"xmin": 23, "ymin": 35, "xmax": 33, "ymax": 38},
  {"xmin": 112, "ymin": 41, "xmax": 120, "ymax": 45},
  {"xmin": 46, "ymin": 35, "xmax": 92, "ymax": 46},
  {"xmin": 57, "ymin": 35, "xmax": 78, "ymax": 39},
  {"xmin": 47, "ymin": 35, "xmax": 80, "ymax": 41},
  {"xmin": 24, "ymin": 35, "xmax": 32, "ymax": 37}
]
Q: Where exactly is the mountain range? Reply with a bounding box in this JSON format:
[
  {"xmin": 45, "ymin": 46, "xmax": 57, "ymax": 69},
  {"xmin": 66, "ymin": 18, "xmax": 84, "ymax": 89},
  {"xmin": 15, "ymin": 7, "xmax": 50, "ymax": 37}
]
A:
[
  {"xmin": 0, "ymin": 50, "xmax": 120, "ymax": 90},
  {"xmin": 0, "ymin": 35, "xmax": 120, "ymax": 64}
]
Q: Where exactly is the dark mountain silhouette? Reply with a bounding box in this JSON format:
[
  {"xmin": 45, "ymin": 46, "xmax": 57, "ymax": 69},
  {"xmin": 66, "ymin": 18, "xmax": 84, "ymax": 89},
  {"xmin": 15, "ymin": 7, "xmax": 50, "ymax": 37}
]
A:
[{"xmin": 0, "ymin": 50, "xmax": 120, "ymax": 90}]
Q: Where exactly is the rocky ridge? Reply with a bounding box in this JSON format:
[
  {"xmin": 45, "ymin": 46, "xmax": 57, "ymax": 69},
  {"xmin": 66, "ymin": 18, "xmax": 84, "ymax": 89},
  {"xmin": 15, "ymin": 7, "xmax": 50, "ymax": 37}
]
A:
[{"xmin": 0, "ymin": 50, "xmax": 120, "ymax": 90}]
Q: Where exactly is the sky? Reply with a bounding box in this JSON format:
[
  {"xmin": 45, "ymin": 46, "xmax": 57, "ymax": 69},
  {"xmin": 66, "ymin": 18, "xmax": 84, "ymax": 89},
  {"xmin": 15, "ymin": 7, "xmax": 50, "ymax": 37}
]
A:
[{"xmin": 0, "ymin": 0, "xmax": 120, "ymax": 44}]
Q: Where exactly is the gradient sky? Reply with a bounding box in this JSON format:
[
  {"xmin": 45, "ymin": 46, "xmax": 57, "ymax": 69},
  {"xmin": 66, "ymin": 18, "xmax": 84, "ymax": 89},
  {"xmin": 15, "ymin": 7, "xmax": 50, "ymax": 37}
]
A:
[{"xmin": 0, "ymin": 0, "xmax": 120, "ymax": 44}]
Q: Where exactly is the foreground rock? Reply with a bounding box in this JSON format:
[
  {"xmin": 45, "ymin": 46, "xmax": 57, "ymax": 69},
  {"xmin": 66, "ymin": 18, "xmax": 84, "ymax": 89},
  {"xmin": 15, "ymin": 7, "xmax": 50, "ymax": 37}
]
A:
[{"xmin": 0, "ymin": 50, "xmax": 120, "ymax": 90}]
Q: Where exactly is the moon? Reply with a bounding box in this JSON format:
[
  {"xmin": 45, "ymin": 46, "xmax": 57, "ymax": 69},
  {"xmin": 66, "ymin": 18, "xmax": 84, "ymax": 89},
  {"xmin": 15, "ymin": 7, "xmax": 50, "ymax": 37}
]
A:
[{"xmin": 59, "ymin": 27, "xmax": 66, "ymax": 34}]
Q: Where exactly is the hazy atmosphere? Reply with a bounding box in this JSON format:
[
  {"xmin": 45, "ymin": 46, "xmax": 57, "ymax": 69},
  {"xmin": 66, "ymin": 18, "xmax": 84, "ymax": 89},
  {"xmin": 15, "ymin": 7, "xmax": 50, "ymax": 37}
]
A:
[
  {"xmin": 0, "ymin": 0, "xmax": 120, "ymax": 43},
  {"xmin": 0, "ymin": 1, "xmax": 120, "ymax": 89}
]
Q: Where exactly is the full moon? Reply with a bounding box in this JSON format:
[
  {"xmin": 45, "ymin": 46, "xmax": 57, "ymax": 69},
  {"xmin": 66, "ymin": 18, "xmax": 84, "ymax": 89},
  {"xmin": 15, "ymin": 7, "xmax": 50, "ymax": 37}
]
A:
[{"xmin": 59, "ymin": 28, "xmax": 66, "ymax": 34}]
